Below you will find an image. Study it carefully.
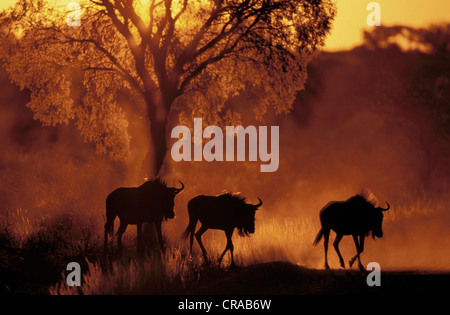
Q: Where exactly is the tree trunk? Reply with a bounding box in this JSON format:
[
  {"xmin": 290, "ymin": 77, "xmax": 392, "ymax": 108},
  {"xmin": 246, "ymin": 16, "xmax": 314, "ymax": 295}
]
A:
[
  {"xmin": 149, "ymin": 117, "xmax": 168, "ymax": 177},
  {"xmin": 144, "ymin": 90, "xmax": 173, "ymax": 177},
  {"xmin": 143, "ymin": 75, "xmax": 179, "ymax": 176}
]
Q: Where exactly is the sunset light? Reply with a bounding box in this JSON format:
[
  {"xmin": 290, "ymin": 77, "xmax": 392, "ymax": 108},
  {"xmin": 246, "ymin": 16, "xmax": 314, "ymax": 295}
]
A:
[
  {"xmin": 2, "ymin": 0, "xmax": 449, "ymax": 51},
  {"xmin": 325, "ymin": 0, "xmax": 450, "ymax": 50},
  {"xmin": 0, "ymin": 0, "xmax": 449, "ymax": 303}
]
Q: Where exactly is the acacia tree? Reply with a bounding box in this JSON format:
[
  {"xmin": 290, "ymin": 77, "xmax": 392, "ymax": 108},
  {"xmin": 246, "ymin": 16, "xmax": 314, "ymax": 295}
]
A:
[{"xmin": 0, "ymin": 0, "xmax": 335, "ymax": 175}]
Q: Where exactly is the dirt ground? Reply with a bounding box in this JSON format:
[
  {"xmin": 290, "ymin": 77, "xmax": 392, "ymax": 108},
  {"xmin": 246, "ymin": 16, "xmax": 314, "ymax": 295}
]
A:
[{"xmin": 181, "ymin": 261, "xmax": 450, "ymax": 295}]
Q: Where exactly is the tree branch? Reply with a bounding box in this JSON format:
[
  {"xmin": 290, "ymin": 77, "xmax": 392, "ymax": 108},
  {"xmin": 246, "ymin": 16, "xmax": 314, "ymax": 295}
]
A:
[
  {"xmin": 116, "ymin": 0, "xmax": 150, "ymax": 46},
  {"xmin": 101, "ymin": 0, "xmax": 158, "ymax": 96},
  {"xmin": 177, "ymin": 1, "xmax": 266, "ymax": 95},
  {"xmin": 61, "ymin": 35, "xmax": 146, "ymax": 99}
]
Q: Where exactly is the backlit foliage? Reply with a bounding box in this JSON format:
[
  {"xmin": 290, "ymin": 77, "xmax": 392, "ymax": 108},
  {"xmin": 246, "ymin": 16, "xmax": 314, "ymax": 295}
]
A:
[{"xmin": 0, "ymin": 0, "xmax": 335, "ymax": 165}]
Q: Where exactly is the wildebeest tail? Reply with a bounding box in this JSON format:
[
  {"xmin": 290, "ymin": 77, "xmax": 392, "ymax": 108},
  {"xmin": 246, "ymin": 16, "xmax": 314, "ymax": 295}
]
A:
[
  {"xmin": 105, "ymin": 220, "xmax": 114, "ymax": 236},
  {"xmin": 313, "ymin": 228, "xmax": 323, "ymax": 246},
  {"xmin": 105, "ymin": 195, "xmax": 117, "ymax": 236},
  {"xmin": 181, "ymin": 220, "xmax": 196, "ymax": 240},
  {"xmin": 181, "ymin": 204, "xmax": 198, "ymax": 240}
]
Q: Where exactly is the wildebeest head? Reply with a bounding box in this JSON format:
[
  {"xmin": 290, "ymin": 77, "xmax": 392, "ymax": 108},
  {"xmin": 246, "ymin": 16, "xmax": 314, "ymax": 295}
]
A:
[
  {"xmin": 225, "ymin": 194, "xmax": 262, "ymax": 236},
  {"xmin": 141, "ymin": 178, "xmax": 184, "ymax": 220},
  {"xmin": 370, "ymin": 201, "xmax": 390, "ymax": 238},
  {"xmin": 349, "ymin": 194, "xmax": 390, "ymax": 238}
]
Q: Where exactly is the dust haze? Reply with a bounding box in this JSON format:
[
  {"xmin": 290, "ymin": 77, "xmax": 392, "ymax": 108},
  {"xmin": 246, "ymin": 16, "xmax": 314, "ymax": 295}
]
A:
[{"xmin": 1, "ymin": 41, "xmax": 449, "ymax": 271}]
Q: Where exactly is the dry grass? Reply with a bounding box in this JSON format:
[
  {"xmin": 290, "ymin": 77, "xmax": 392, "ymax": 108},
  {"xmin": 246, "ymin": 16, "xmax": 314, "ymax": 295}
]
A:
[
  {"xmin": 3, "ymin": 191, "xmax": 450, "ymax": 294},
  {"xmin": 0, "ymin": 208, "xmax": 46, "ymax": 247},
  {"xmin": 46, "ymin": 215, "xmax": 322, "ymax": 295},
  {"xmin": 209, "ymin": 216, "xmax": 321, "ymax": 267}
]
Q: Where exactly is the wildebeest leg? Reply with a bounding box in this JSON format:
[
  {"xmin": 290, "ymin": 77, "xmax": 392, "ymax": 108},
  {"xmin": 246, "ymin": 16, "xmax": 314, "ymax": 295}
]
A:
[
  {"xmin": 189, "ymin": 231, "xmax": 195, "ymax": 253},
  {"xmin": 349, "ymin": 235, "xmax": 359, "ymax": 267},
  {"xmin": 219, "ymin": 229, "xmax": 235, "ymax": 267},
  {"xmin": 136, "ymin": 223, "xmax": 143, "ymax": 255},
  {"xmin": 104, "ymin": 222, "xmax": 111, "ymax": 254},
  {"xmin": 358, "ymin": 235, "xmax": 365, "ymax": 270},
  {"xmin": 349, "ymin": 234, "xmax": 365, "ymax": 271},
  {"xmin": 333, "ymin": 233, "xmax": 345, "ymax": 268},
  {"xmin": 116, "ymin": 222, "xmax": 128, "ymax": 255},
  {"xmin": 155, "ymin": 221, "xmax": 165, "ymax": 255},
  {"xmin": 323, "ymin": 229, "xmax": 330, "ymax": 270},
  {"xmin": 195, "ymin": 225, "xmax": 209, "ymax": 263}
]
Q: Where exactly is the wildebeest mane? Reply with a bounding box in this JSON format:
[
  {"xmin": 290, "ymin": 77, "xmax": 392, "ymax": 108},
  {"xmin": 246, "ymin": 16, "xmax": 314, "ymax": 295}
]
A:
[
  {"xmin": 139, "ymin": 177, "xmax": 174, "ymax": 221},
  {"xmin": 218, "ymin": 191, "xmax": 246, "ymax": 202},
  {"xmin": 139, "ymin": 177, "xmax": 168, "ymax": 190},
  {"xmin": 347, "ymin": 189, "xmax": 379, "ymax": 208},
  {"xmin": 218, "ymin": 192, "xmax": 253, "ymax": 237}
]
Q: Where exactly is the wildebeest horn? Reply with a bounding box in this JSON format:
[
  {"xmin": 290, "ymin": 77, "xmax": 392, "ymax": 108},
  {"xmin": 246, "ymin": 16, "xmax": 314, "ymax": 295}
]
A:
[
  {"xmin": 379, "ymin": 201, "xmax": 390, "ymax": 211},
  {"xmin": 174, "ymin": 180, "xmax": 184, "ymax": 193},
  {"xmin": 254, "ymin": 197, "xmax": 263, "ymax": 208}
]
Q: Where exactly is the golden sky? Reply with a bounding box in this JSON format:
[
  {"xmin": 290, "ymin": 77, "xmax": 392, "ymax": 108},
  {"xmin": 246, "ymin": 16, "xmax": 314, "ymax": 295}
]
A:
[
  {"xmin": 1, "ymin": 0, "xmax": 449, "ymax": 51},
  {"xmin": 325, "ymin": 0, "xmax": 450, "ymax": 51}
]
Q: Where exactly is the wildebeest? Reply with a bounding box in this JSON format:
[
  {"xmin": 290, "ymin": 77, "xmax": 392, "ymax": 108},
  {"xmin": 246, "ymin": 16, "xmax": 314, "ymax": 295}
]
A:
[
  {"xmin": 104, "ymin": 178, "xmax": 184, "ymax": 254},
  {"xmin": 313, "ymin": 192, "xmax": 390, "ymax": 271},
  {"xmin": 181, "ymin": 193, "xmax": 263, "ymax": 267}
]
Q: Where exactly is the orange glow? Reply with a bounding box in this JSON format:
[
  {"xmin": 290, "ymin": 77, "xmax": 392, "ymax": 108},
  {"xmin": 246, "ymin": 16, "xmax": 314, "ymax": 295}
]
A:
[
  {"xmin": 2, "ymin": 0, "xmax": 448, "ymax": 51},
  {"xmin": 0, "ymin": 0, "xmax": 16, "ymax": 10},
  {"xmin": 324, "ymin": 0, "xmax": 450, "ymax": 51},
  {"xmin": 0, "ymin": 0, "xmax": 449, "ymax": 296}
]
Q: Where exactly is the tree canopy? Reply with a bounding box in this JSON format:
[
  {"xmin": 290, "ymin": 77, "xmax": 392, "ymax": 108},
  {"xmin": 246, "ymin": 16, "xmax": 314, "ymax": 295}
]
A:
[
  {"xmin": 0, "ymin": 0, "xmax": 335, "ymax": 174},
  {"xmin": 363, "ymin": 24, "xmax": 450, "ymax": 55}
]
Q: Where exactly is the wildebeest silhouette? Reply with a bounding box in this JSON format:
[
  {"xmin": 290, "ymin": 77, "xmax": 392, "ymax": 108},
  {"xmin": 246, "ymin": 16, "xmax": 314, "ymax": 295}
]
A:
[
  {"xmin": 313, "ymin": 192, "xmax": 390, "ymax": 271},
  {"xmin": 104, "ymin": 178, "xmax": 184, "ymax": 254},
  {"xmin": 181, "ymin": 192, "xmax": 262, "ymax": 267}
]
